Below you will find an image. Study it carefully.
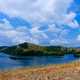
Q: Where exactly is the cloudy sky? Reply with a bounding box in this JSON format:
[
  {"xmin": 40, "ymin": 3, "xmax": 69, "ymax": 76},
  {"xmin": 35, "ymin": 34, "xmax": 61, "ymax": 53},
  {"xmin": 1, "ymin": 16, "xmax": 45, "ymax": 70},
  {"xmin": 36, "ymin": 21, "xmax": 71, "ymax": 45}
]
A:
[{"xmin": 0, "ymin": 0, "xmax": 80, "ymax": 47}]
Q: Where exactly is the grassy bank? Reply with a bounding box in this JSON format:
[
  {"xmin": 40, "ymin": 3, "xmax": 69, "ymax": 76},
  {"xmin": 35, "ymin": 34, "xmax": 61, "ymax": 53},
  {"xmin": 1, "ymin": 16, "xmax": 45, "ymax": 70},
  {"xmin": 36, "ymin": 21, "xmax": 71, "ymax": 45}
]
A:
[{"xmin": 0, "ymin": 60, "xmax": 80, "ymax": 80}]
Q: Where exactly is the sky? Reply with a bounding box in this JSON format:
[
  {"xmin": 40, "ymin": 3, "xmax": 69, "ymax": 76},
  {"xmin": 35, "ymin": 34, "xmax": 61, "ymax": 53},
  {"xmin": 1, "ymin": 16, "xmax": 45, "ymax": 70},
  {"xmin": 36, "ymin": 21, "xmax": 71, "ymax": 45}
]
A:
[{"xmin": 0, "ymin": 0, "xmax": 80, "ymax": 47}]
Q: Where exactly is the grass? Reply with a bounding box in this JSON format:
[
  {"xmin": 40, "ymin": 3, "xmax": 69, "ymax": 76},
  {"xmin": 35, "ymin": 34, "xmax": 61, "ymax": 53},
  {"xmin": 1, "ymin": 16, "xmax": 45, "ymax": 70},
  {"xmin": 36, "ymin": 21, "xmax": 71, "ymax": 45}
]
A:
[{"xmin": 0, "ymin": 60, "xmax": 80, "ymax": 80}]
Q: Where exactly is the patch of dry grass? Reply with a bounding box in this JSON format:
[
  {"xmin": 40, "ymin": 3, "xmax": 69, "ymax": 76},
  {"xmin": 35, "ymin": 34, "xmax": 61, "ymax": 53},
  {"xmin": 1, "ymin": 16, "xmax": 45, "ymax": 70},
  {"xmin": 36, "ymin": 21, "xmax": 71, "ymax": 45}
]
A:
[{"xmin": 0, "ymin": 60, "xmax": 80, "ymax": 80}]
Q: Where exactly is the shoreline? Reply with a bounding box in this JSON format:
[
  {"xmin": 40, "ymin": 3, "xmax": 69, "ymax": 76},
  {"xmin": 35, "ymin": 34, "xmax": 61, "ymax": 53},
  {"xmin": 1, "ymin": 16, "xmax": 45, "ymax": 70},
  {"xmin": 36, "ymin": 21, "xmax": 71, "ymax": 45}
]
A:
[
  {"xmin": 0, "ymin": 60, "xmax": 80, "ymax": 80},
  {"xmin": 0, "ymin": 58, "xmax": 78, "ymax": 71},
  {"xmin": 0, "ymin": 59, "xmax": 79, "ymax": 72}
]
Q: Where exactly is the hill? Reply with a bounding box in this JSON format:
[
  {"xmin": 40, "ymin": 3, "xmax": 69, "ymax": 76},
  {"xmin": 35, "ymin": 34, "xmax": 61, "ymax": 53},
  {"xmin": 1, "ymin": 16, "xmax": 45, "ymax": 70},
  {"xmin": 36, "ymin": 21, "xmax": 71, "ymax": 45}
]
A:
[{"xmin": 0, "ymin": 42, "xmax": 80, "ymax": 57}]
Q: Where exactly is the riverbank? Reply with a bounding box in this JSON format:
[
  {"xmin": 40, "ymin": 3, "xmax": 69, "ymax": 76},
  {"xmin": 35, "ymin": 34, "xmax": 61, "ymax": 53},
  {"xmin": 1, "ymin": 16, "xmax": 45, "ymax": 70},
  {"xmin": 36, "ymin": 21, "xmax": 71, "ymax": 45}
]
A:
[{"xmin": 0, "ymin": 60, "xmax": 80, "ymax": 80}]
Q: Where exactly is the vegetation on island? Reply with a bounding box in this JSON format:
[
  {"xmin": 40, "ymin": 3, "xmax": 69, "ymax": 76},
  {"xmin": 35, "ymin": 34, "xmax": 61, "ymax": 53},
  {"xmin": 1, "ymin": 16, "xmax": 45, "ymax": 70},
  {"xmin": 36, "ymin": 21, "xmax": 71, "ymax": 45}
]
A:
[{"xmin": 0, "ymin": 42, "xmax": 80, "ymax": 57}]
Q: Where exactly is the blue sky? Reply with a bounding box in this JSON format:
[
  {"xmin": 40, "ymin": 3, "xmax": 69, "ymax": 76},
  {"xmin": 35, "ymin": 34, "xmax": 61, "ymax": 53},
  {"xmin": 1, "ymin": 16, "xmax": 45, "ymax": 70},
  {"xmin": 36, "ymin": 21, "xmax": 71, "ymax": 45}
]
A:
[{"xmin": 0, "ymin": 0, "xmax": 80, "ymax": 47}]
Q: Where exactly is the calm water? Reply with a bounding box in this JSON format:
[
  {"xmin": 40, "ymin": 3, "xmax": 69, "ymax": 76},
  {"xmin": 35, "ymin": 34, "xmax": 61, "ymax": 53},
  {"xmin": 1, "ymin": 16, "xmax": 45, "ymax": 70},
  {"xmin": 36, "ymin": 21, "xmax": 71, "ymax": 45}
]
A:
[{"xmin": 0, "ymin": 53, "xmax": 79, "ymax": 70}]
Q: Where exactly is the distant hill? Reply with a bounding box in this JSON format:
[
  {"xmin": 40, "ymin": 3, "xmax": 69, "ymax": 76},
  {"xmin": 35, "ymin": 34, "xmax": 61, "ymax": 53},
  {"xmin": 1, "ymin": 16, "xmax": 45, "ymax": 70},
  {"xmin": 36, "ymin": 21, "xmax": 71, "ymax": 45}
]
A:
[{"xmin": 0, "ymin": 42, "xmax": 80, "ymax": 57}]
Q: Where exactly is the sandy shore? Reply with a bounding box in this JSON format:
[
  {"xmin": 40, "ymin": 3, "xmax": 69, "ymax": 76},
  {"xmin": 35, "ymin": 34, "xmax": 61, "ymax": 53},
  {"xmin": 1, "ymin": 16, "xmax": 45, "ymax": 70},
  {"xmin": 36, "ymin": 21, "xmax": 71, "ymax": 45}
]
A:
[{"xmin": 0, "ymin": 60, "xmax": 80, "ymax": 80}]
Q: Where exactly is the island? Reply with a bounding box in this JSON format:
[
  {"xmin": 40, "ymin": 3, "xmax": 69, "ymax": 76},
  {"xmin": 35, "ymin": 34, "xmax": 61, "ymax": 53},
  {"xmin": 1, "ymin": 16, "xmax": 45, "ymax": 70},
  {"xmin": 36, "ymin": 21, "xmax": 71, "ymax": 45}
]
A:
[{"xmin": 0, "ymin": 42, "xmax": 80, "ymax": 57}]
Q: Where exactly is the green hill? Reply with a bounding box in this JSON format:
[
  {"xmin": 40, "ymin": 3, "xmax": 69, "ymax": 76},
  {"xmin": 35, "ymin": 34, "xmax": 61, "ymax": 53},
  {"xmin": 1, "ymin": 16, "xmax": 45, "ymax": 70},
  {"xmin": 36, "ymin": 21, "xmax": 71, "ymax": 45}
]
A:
[{"xmin": 0, "ymin": 42, "xmax": 80, "ymax": 57}]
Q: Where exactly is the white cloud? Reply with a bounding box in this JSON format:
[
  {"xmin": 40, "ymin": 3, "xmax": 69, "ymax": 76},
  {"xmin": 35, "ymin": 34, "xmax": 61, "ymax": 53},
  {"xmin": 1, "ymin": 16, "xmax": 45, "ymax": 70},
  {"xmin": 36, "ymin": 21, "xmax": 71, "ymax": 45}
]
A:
[
  {"xmin": 0, "ymin": 0, "xmax": 73, "ymax": 24},
  {"xmin": 77, "ymin": 35, "xmax": 80, "ymax": 41},
  {"xmin": 0, "ymin": 19, "xmax": 49, "ymax": 46},
  {"xmin": 0, "ymin": 19, "xmax": 14, "ymax": 30},
  {"xmin": 30, "ymin": 27, "xmax": 40, "ymax": 33},
  {"xmin": 50, "ymin": 39, "xmax": 69, "ymax": 46},
  {"xmin": 65, "ymin": 12, "xmax": 76, "ymax": 21},
  {"xmin": 49, "ymin": 29, "xmax": 70, "ymax": 45},
  {"xmin": 30, "ymin": 26, "xmax": 48, "ymax": 39},
  {"xmin": 29, "ymin": 38, "xmax": 40, "ymax": 45},
  {"xmin": 47, "ymin": 24, "xmax": 62, "ymax": 32},
  {"xmin": 0, "ymin": 19, "xmax": 31, "ymax": 45},
  {"xmin": 68, "ymin": 20, "xmax": 79, "ymax": 29},
  {"xmin": 16, "ymin": 26, "xmax": 29, "ymax": 32},
  {"xmin": 64, "ymin": 12, "xmax": 79, "ymax": 28},
  {"xmin": 1, "ymin": 0, "xmax": 79, "ymax": 46}
]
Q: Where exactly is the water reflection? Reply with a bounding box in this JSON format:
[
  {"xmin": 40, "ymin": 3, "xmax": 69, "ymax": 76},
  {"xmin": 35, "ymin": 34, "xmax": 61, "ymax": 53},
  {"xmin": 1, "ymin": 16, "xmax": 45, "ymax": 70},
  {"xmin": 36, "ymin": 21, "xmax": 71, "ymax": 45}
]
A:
[{"xmin": 0, "ymin": 53, "xmax": 79, "ymax": 70}]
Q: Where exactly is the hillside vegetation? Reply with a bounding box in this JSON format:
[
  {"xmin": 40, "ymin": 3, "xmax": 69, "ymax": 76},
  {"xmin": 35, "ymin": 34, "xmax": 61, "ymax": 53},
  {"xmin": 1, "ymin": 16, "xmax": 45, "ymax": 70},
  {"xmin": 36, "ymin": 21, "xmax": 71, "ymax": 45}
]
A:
[{"xmin": 0, "ymin": 42, "xmax": 80, "ymax": 57}]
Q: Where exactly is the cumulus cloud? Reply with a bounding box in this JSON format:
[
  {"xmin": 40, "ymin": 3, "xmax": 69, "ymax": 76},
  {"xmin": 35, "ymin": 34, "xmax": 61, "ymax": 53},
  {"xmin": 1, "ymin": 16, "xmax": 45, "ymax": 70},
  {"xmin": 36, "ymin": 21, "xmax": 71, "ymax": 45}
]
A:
[
  {"xmin": 30, "ymin": 26, "xmax": 48, "ymax": 39},
  {"xmin": 77, "ymin": 35, "xmax": 80, "ymax": 41},
  {"xmin": 64, "ymin": 12, "xmax": 79, "ymax": 28},
  {"xmin": 1, "ymin": 0, "xmax": 80, "ymax": 46},
  {"xmin": 0, "ymin": 19, "xmax": 13, "ymax": 30},
  {"xmin": 50, "ymin": 39, "xmax": 69, "ymax": 46},
  {"xmin": 0, "ymin": 19, "xmax": 49, "ymax": 46},
  {"xmin": 0, "ymin": 19, "xmax": 31, "ymax": 45},
  {"xmin": 0, "ymin": 0, "xmax": 73, "ymax": 23},
  {"xmin": 49, "ymin": 29, "xmax": 71, "ymax": 46},
  {"xmin": 0, "ymin": 18, "xmax": 68, "ymax": 46},
  {"xmin": 47, "ymin": 24, "xmax": 62, "ymax": 32}
]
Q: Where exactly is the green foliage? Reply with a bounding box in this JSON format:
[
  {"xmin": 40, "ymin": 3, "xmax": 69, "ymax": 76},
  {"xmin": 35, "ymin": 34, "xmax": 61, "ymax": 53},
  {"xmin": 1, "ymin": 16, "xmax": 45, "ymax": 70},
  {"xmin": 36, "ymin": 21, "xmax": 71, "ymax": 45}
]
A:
[{"xmin": 0, "ymin": 42, "xmax": 80, "ymax": 57}]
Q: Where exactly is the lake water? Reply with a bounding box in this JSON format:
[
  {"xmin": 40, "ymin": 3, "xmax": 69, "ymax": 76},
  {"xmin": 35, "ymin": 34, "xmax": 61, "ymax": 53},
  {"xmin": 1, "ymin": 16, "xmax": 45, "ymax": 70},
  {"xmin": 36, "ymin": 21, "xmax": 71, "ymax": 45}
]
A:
[{"xmin": 0, "ymin": 53, "xmax": 79, "ymax": 70}]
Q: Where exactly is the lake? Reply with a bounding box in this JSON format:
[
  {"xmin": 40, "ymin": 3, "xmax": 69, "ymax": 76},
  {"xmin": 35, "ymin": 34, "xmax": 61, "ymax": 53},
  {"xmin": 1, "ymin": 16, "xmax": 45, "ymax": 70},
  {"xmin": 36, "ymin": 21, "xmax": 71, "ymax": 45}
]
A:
[{"xmin": 0, "ymin": 53, "xmax": 79, "ymax": 70}]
